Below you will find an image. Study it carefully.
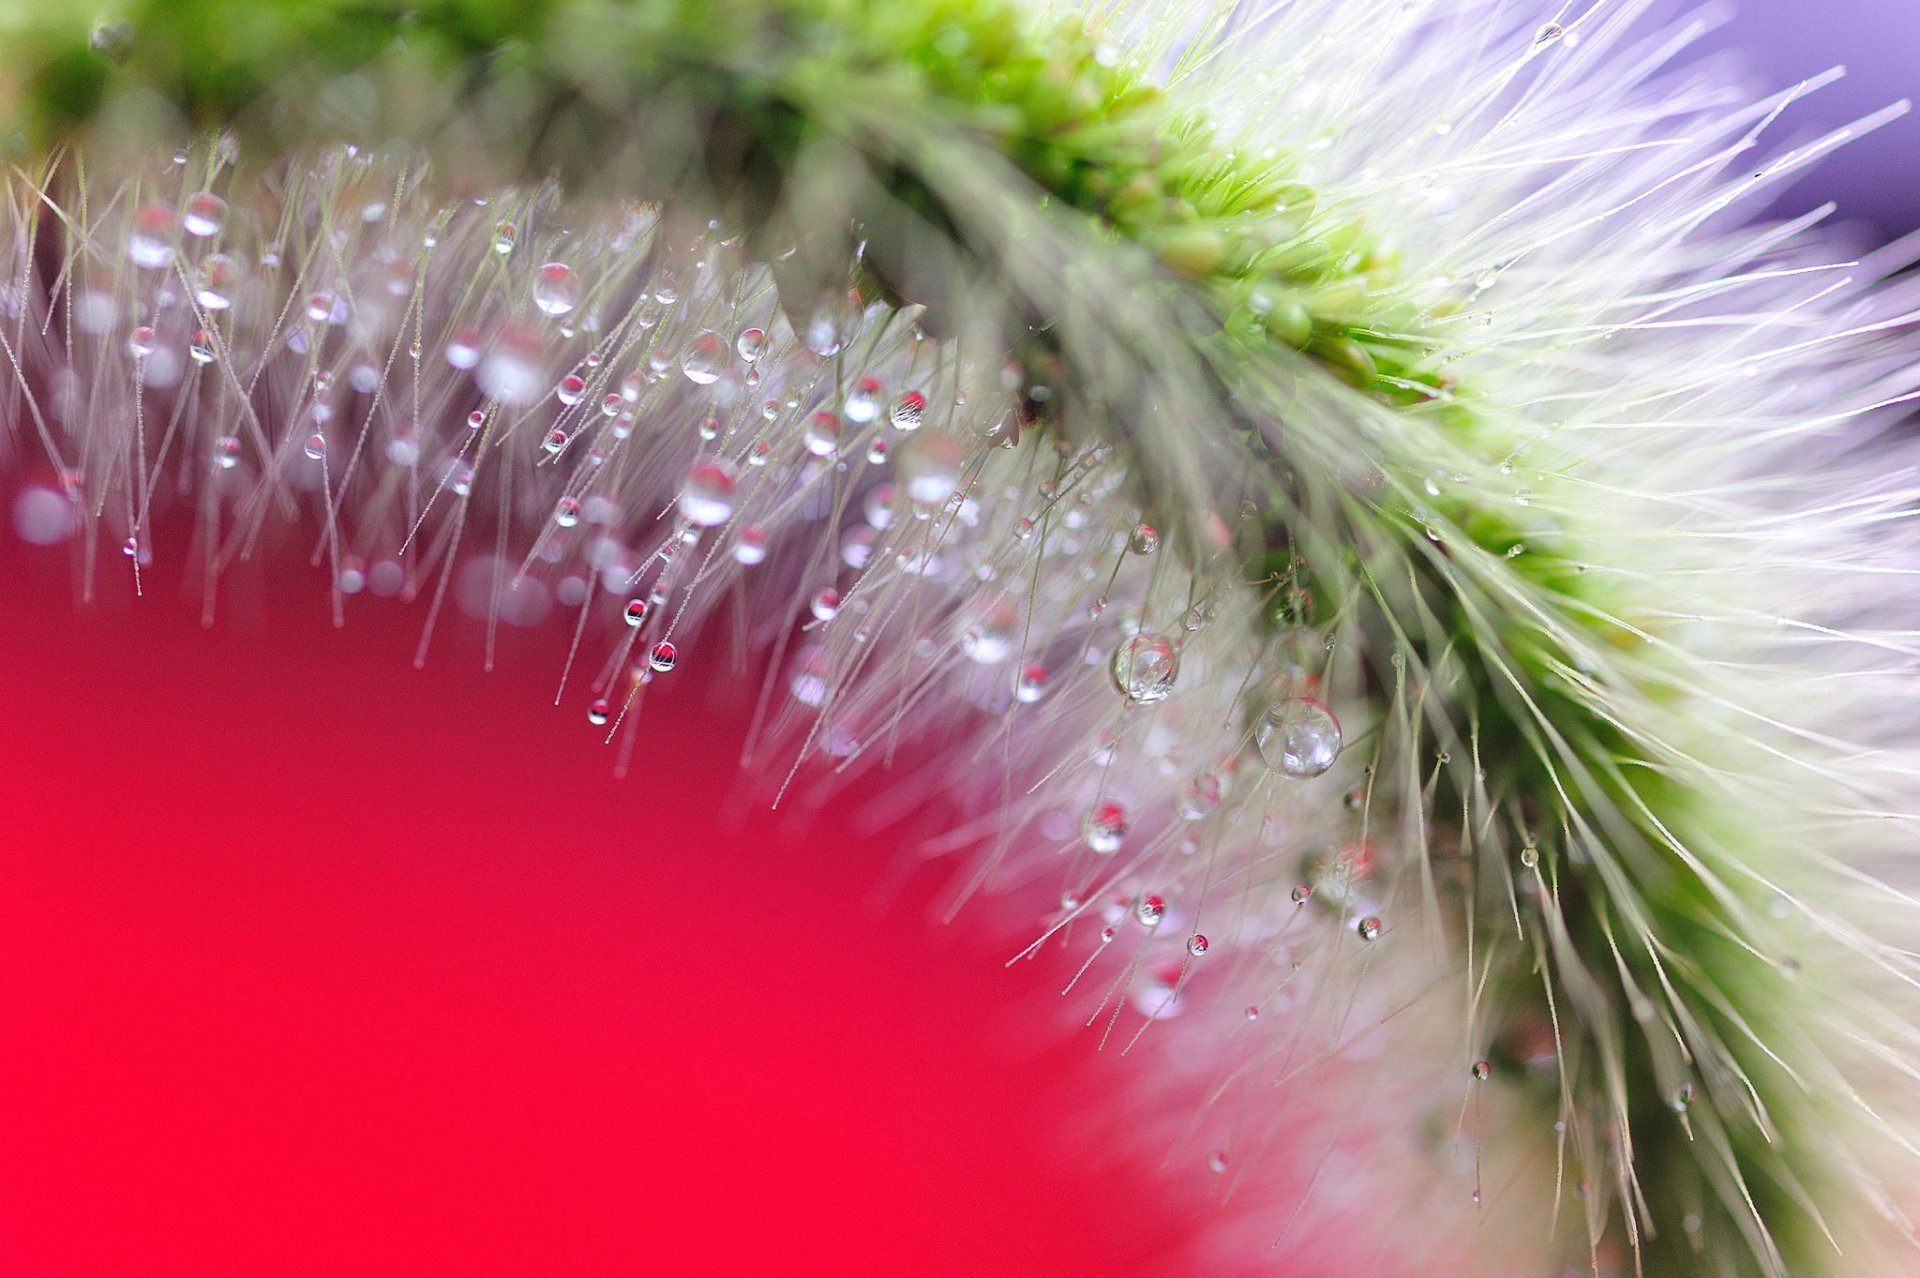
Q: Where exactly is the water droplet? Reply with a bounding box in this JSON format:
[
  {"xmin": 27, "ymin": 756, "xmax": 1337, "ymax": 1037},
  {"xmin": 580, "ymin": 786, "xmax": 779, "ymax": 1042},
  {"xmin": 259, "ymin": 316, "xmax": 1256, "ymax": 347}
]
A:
[
  {"xmin": 1291, "ymin": 884, "xmax": 1312, "ymax": 905},
  {"xmin": 901, "ymin": 433, "xmax": 964, "ymax": 505},
  {"xmin": 445, "ymin": 460, "xmax": 475, "ymax": 497},
  {"xmin": 668, "ymin": 460, "xmax": 735, "ymax": 528},
  {"xmin": 189, "ymin": 329, "xmax": 217, "ymax": 364},
  {"xmin": 1672, "ymin": 1082, "xmax": 1695, "ymax": 1112},
  {"xmin": 1110, "ymin": 632, "xmax": 1180, "ymax": 703},
  {"xmin": 803, "ymin": 412, "xmax": 841, "ymax": 458},
  {"xmin": 1207, "ymin": 1152, "xmax": 1228, "ymax": 1173},
  {"xmin": 479, "ymin": 326, "xmax": 547, "ymax": 405},
  {"xmin": 1100, "ymin": 926, "xmax": 1117, "ymax": 945},
  {"xmin": 1533, "ymin": 21, "xmax": 1565, "ymax": 46},
  {"xmin": 648, "ymin": 641, "xmax": 678, "ymax": 673},
  {"xmin": 1257, "ymin": 697, "xmax": 1343, "ymax": 779},
  {"xmin": 121, "ymin": 535, "xmax": 139, "ymax": 558},
  {"xmin": 193, "ymin": 253, "xmax": 243, "ymax": 310},
  {"xmin": 865, "ymin": 439, "xmax": 889, "ymax": 465},
  {"xmin": 1186, "ymin": 934, "xmax": 1209, "ymax": 956},
  {"xmin": 801, "ymin": 290, "xmax": 859, "ymax": 356},
  {"xmin": 543, "ymin": 429, "xmax": 569, "ymax": 455},
  {"xmin": 1135, "ymin": 896, "xmax": 1166, "ymax": 928},
  {"xmin": 1356, "ymin": 915, "xmax": 1383, "ymax": 942},
  {"xmin": 182, "ymin": 191, "xmax": 227, "ymax": 238},
  {"xmin": 734, "ymin": 525, "xmax": 769, "ymax": 565},
  {"xmin": 845, "ymin": 377, "xmax": 883, "ymax": 424},
  {"xmin": 889, "ymin": 390, "xmax": 928, "ymax": 432},
  {"xmin": 587, "ymin": 698, "xmax": 610, "ymax": 726},
  {"xmin": 213, "ymin": 435, "xmax": 240, "ymax": 469},
  {"xmin": 624, "ymin": 598, "xmax": 650, "ymax": 627},
  {"xmin": 127, "ymin": 205, "xmax": 178, "ymax": 269},
  {"xmin": 553, "ymin": 496, "xmax": 581, "ymax": 527},
  {"xmin": 811, "ymin": 588, "xmax": 841, "ymax": 622},
  {"xmin": 303, "ymin": 433, "xmax": 327, "ymax": 460},
  {"xmin": 1471, "ymin": 1060, "xmax": 1492, "ymax": 1082},
  {"xmin": 554, "ymin": 374, "xmax": 586, "ymax": 406},
  {"xmin": 126, "ymin": 326, "xmax": 155, "ymax": 359},
  {"xmin": 492, "ymin": 219, "xmax": 516, "ymax": 255},
  {"xmin": 1519, "ymin": 844, "xmax": 1539, "ymax": 869},
  {"xmin": 735, "ymin": 327, "xmax": 766, "ymax": 362},
  {"xmin": 446, "ymin": 329, "xmax": 482, "ymax": 370},
  {"xmin": 1083, "ymin": 802, "xmax": 1128, "ymax": 855},
  {"xmin": 1129, "ymin": 523, "xmax": 1160, "ymax": 555},
  {"xmin": 599, "ymin": 393, "xmax": 623, "ymax": 418},
  {"xmin": 1178, "ymin": 772, "xmax": 1222, "ymax": 820},
  {"xmin": 681, "ymin": 330, "xmax": 726, "ymax": 385},
  {"xmin": 533, "ymin": 262, "xmax": 578, "ymax": 316},
  {"xmin": 1015, "ymin": 663, "xmax": 1048, "ymax": 703}
]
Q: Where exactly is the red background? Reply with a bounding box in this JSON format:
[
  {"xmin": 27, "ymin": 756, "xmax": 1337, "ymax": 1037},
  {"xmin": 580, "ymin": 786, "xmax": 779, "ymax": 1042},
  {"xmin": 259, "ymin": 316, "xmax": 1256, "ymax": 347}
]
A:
[{"xmin": 0, "ymin": 539, "xmax": 1206, "ymax": 1275}]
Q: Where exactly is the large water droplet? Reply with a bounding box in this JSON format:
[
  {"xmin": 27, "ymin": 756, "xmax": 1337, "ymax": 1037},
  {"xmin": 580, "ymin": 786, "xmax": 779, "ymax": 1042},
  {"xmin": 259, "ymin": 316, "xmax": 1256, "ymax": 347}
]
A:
[
  {"xmin": 845, "ymin": 377, "xmax": 883, "ymax": 424},
  {"xmin": 889, "ymin": 390, "xmax": 927, "ymax": 432},
  {"xmin": 182, "ymin": 191, "xmax": 228, "ymax": 238},
  {"xmin": 679, "ymin": 460, "xmax": 736, "ymax": 527},
  {"xmin": 1256, "ymin": 696, "xmax": 1342, "ymax": 778},
  {"xmin": 532, "ymin": 262, "xmax": 578, "ymax": 316},
  {"xmin": 1084, "ymin": 802, "xmax": 1128, "ymax": 854},
  {"xmin": 1110, "ymin": 633, "xmax": 1179, "ymax": 703},
  {"xmin": 648, "ymin": 641, "xmax": 678, "ymax": 673},
  {"xmin": 1129, "ymin": 523, "xmax": 1160, "ymax": 555},
  {"xmin": 682, "ymin": 330, "xmax": 726, "ymax": 385},
  {"xmin": 735, "ymin": 327, "xmax": 766, "ymax": 362},
  {"xmin": 213, "ymin": 435, "xmax": 240, "ymax": 469},
  {"xmin": 802, "ymin": 290, "xmax": 858, "ymax": 357},
  {"xmin": 127, "ymin": 205, "xmax": 178, "ymax": 270},
  {"xmin": 901, "ymin": 433, "xmax": 964, "ymax": 505},
  {"xmin": 803, "ymin": 412, "xmax": 840, "ymax": 458}
]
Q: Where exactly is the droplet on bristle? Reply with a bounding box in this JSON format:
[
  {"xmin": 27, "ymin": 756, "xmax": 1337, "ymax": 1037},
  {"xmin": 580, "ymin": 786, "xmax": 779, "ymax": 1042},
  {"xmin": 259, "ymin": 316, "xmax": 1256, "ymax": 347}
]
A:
[
  {"xmin": 189, "ymin": 330, "xmax": 217, "ymax": 365},
  {"xmin": 479, "ymin": 326, "xmax": 546, "ymax": 405},
  {"xmin": 446, "ymin": 329, "xmax": 482, "ymax": 369},
  {"xmin": 1134, "ymin": 896, "xmax": 1165, "ymax": 928},
  {"xmin": 733, "ymin": 525, "xmax": 769, "ymax": 566},
  {"xmin": 735, "ymin": 327, "xmax": 767, "ymax": 362},
  {"xmin": 213, "ymin": 436, "xmax": 240, "ymax": 469},
  {"xmin": 1356, "ymin": 915, "xmax": 1383, "ymax": 942},
  {"xmin": 183, "ymin": 192, "xmax": 228, "ymax": 238},
  {"xmin": 127, "ymin": 205, "xmax": 178, "ymax": 269},
  {"xmin": 1083, "ymin": 802, "xmax": 1128, "ymax": 855},
  {"xmin": 1471, "ymin": 1060, "xmax": 1492, "ymax": 1082},
  {"xmin": 533, "ymin": 262, "xmax": 578, "ymax": 316},
  {"xmin": 555, "ymin": 374, "xmax": 586, "ymax": 406},
  {"xmin": 1129, "ymin": 523, "xmax": 1160, "ymax": 555},
  {"xmin": 194, "ymin": 254, "xmax": 243, "ymax": 310},
  {"xmin": 1110, "ymin": 633, "xmax": 1179, "ymax": 703},
  {"xmin": 446, "ymin": 460, "xmax": 475, "ymax": 497},
  {"xmin": 679, "ymin": 461, "xmax": 737, "ymax": 527},
  {"xmin": 1178, "ymin": 772, "xmax": 1222, "ymax": 820},
  {"xmin": 492, "ymin": 219, "xmax": 516, "ymax": 255},
  {"xmin": 846, "ymin": 377, "xmax": 884, "ymax": 424},
  {"xmin": 1187, "ymin": 934, "xmax": 1210, "ymax": 957},
  {"xmin": 587, "ymin": 698, "xmax": 610, "ymax": 726},
  {"xmin": 682, "ymin": 331, "xmax": 726, "ymax": 385},
  {"xmin": 648, "ymin": 641, "xmax": 677, "ymax": 673},
  {"xmin": 553, "ymin": 496, "xmax": 581, "ymax": 528},
  {"xmin": 303, "ymin": 434, "xmax": 327, "ymax": 461},
  {"xmin": 542, "ymin": 429, "xmax": 568, "ymax": 455},
  {"xmin": 802, "ymin": 291, "xmax": 858, "ymax": 357},
  {"xmin": 624, "ymin": 599, "xmax": 650, "ymax": 628},
  {"xmin": 889, "ymin": 390, "xmax": 927, "ymax": 432},
  {"xmin": 811, "ymin": 588, "xmax": 841, "ymax": 622},
  {"xmin": 1015, "ymin": 663, "xmax": 1048, "ymax": 703},
  {"xmin": 1257, "ymin": 697, "xmax": 1343, "ymax": 779},
  {"xmin": 803, "ymin": 413, "xmax": 841, "ymax": 458}
]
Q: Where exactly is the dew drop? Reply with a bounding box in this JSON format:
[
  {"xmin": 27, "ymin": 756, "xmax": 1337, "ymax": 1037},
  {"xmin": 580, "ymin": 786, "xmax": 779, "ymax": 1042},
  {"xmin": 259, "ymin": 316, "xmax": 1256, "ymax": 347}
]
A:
[
  {"xmin": 532, "ymin": 262, "xmax": 578, "ymax": 316},
  {"xmin": 801, "ymin": 290, "xmax": 859, "ymax": 357},
  {"xmin": 543, "ymin": 429, "xmax": 569, "ymax": 455},
  {"xmin": 1178, "ymin": 772, "xmax": 1222, "ymax": 821},
  {"xmin": 1257, "ymin": 697, "xmax": 1343, "ymax": 779},
  {"xmin": 127, "ymin": 205, "xmax": 178, "ymax": 270},
  {"xmin": 803, "ymin": 412, "xmax": 841, "ymax": 458},
  {"xmin": 587, "ymin": 698, "xmax": 610, "ymax": 726},
  {"xmin": 600, "ymin": 393, "xmax": 623, "ymax": 418},
  {"xmin": 1015, "ymin": 663, "xmax": 1048, "ymax": 703},
  {"xmin": 733, "ymin": 524, "xmax": 769, "ymax": 566},
  {"xmin": 666, "ymin": 460, "xmax": 735, "ymax": 528},
  {"xmin": 446, "ymin": 328, "xmax": 483, "ymax": 370},
  {"xmin": 681, "ymin": 330, "xmax": 727, "ymax": 385},
  {"xmin": 865, "ymin": 439, "xmax": 889, "ymax": 465},
  {"xmin": 126, "ymin": 326, "xmax": 155, "ymax": 359},
  {"xmin": 1533, "ymin": 21, "xmax": 1565, "ymax": 46},
  {"xmin": 493, "ymin": 219, "xmax": 517, "ymax": 254},
  {"xmin": 624, "ymin": 598, "xmax": 650, "ymax": 627},
  {"xmin": 901, "ymin": 432, "xmax": 965, "ymax": 505},
  {"xmin": 1110, "ymin": 632, "xmax": 1180, "ymax": 703},
  {"xmin": 1083, "ymin": 802, "xmax": 1128, "ymax": 855},
  {"xmin": 1672, "ymin": 1082, "xmax": 1695, "ymax": 1112},
  {"xmin": 1519, "ymin": 844, "xmax": 1539, "ymax": 869},
  {"xmin": 213, "ymin": 435, "xmax": 240, "ymax": 469},
  {"xmin": 1128, "ymin": 523, "xmax": 1160, "ymax": 555},
  {"xmin": 648, "ymin": 641, "xmax": 678, "ymax": 673},
  {"xmin": 194, "ymin": 253, "xmax": 244, "ymax": 310},
  {"xmin": 1187, "ymin": 934, "xmax": 1209, "ymax": 957},
  {"xmin": 182, "ymin": 191, "xmax": 228, "ymax": 238},
  {"xmin": 889, "ymin": 389, "xmax": 928, "ymax": 432},
  {"xmin": 303, "ymin": 433, "xmax": 327, "ymax": 460},
  {"xmin": 845, "ymin": 377, "xmax": 883, "ymax": 424},
  {"xmin": 553, "ymin": 496, "xmax": 581, "ymax": 528},
  {"xmin": 1471, "ymin": 1060, "xmax": 1492, "ymax": 1082},
  {"xmin": 466, "ymin": 409, "xmax": 486, "ymax": 431},
  {"xmin": 735, "ymin": 326, "xmax": 767, "ymax": 362},
  {"xmin": 1207, "ymin": 1152, "xmax": 1228, "ymax": 1174},
  {"xmin": 1291, "ymin": 884, "xmax": 1312, "ymax": 905},
  {"xmin": 189, "ymin": 329, "xmax": 217, "ymax": 365},
  {"xmin": 1356, "ymin": 915, "xmax": 1383, "ymax": 942},
  {"xmin": 446, "ymin": 460, "xmax": 475, "ymax": 497},
  {"xmin": 555, "ymin": 374, "xmax": 586, "ymax": 406},
  {"xmin": 811, "ymin": 588, "xmax": 841, "ymax": 622}
]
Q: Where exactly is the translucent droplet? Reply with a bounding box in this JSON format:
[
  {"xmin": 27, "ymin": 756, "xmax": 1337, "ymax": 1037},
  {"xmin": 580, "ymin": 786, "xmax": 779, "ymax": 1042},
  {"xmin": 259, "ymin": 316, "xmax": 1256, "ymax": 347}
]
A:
[
  {"xmin": 803, "ymin": 412, "xmax": 841, "ymax": 458},
  {"xmin": 735, "ymin": 327, "xmax": 766, "ymax": 362},
  {"xmin": 466, "ymin": 409, "xmax": 486, "ymax": 431},
  {"xmin": 193, "ymin": 253, "xmax": 244, "ymax": 310},
  {"xmin": 533, "ymin": 262, "xmax": 578, "ymax": 316},
  {"xmin": 648, "ymin": 641, "xmax": 678, "ymax": 673},
  {"xmin": 121, "ymin": 535, "xmax": 139, "ymax": 558},
  {"xmin": 811, "ymin": 588, "xmax": 841, "ymax": 622},
  {"xmin": 1356, "ymin": 915, "xmax": 1383, "ymax": 942},
  {"xmin": 1178, "ymin": 772, "xmax": 1221, "ymax": 821},
  {"xmin": 679, "ymin": 460, "xmax": 736, "ymax": 527},
  {"xmin": 213, "ymin": 435, "xmax": 240, "ymax": 469},
  {"xmin": 492, "ymin": 219, "xmax": 516, "ymax": 255},
  {"xmin": 1186, "ymin": 934, "xmax": 1209, "ymax": 957},
  {"xmin": 182, "ymin": 191, "xmax": 228, "ymax": 238},
  {"xmin": 126, "ymin": 326, "xmax": 156, "ymax": 359},
  {"xmin": 845, "ymin": 377, "xmax": 883, "ymax": 424},
  {"xmin": 624, "ymin": 599, "xmax": 650, "ymax": 627},
  {"xmin": 1672, "ymin": 1082, "xmax": 1695, "ymax": 1112},
  {"xmin": 900, "ymin": 433, "xmax": 965, "ymax": 506},
  {"xmin": 1110, "ymin": 632, "xmax": 1180, "ymax": 703},
  {"xmin": 1471, "ymin": 1060, "xmax": 1492, "ymax": 1082},
  {"xmin": 553, "ymin": 496, "xmax": 581, "ymax": 527},
  {"xmin": 303, "ymin": 433, "xmax": 327, "ymax": 460},
  {"xmin": 1135, "ymin": 896, "xmax": 1166, "ymax": 928},
  {"xmin": 889, "ymin": 390, "xmax": 927, "ymax": 432},
  {"xmin": 682, "ymin": 330, "xmax": 726, "ymax": 385},
  {"xmin": 587, "ymin": 698, "xmax": 610, "ymax": 726},
  {"xmin": 556, "ymin": 374, "xmax": 586, "ymax": 406},
  {"xmin": 1291, "ymin": 884, "xmax": 1312, "ymax": 905},
  {"xmin": 1129, "ymin": 523, "xmax": 1160, "ymax": 555},
  {"xmin": 600, "ymin": 393, "xmax": 623, "ymax": 418},
  {"xmin": 478, "ymin": 326, "xmax": 547, "ymax": 405},
  {"xmin": 127, "ymin": 205, "xmax": 178, "ymax": 270},
  {"xmin": 543, "ymin": 429, "xmax": 568, "ymax": 455},
  {"xmin": 189, "ymin": 329, "xmax": 217, "ymax": 364},
  {"xmin": 446, "ymin": 460, "xmax": 475, "ymax": 497},
  {"xmin": 801, "ymin": 290, "xmax": 858, "ymax": 357},
  {"xmin": 1083, "ymin": 802, "xmax": 1128, "ymax": 855},
  {"xmin": 1015, "ymin": 663, "xmax": 1048, "ymax": 703},
  {"xmin": 734, "ymin": 525, "xmax": 769, "ymax": 566},
  {"xmin": 446, "ymin": 328, "xmax": 482, "ymax": 370},
  {"xmin": 1257, "ymin": 697, "xmax": 1343, "ymax": 779},
  {"xmin": 1533, "ymin": 21, "xmax": 1565, "ymax": 46},
  {"xmin": 1519, "ymin": 844, "xmax": 1539, "ymax": 869}
]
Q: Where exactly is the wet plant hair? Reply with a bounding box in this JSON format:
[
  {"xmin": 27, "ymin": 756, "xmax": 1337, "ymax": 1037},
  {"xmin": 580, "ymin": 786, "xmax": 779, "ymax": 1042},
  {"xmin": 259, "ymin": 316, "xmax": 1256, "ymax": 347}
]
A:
[{"xmin": 5, "ymin": 1, "xmax": 1920, "ymax": 1272}]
